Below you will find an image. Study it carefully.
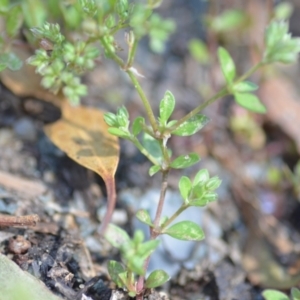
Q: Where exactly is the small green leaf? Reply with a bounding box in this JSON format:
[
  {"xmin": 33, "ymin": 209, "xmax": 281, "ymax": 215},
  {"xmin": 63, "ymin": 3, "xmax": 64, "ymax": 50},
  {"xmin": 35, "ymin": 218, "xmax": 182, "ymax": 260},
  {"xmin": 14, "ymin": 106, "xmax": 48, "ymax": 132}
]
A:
[
  {"xmin": 274, "ymin": 2, "xmax": 293, "ymax": 20},
  {"xmin": 149, "ymin": 165, "xmax": 161, "ymax": 176},
  {"xmin": 108, "ymin": 127, "xmax": 130, "ymax": 139},
  {"xmin": 0, "ymin": 63, "xmax": 6, "ymax": 72},
  {"xmin": 127, "ymin": 256, "xmax": 145, "ymax": 275},
  {"xmin": 6, "ymin": 5, "xmax": 23, "ymax": 37},
  {"xmin": 132, "ymin": 116, "xmax": 145, "ymax": 136},
  {"xmin": 104, "ymin": 112, "xmax": 118, "ymax": 127},
  {"xmin": 163, "ymin": 221, "xmax": 205, "ymax": 241},
  {"xmin": 170, "ymin": 153, "xmax": 200, "ymax": 169},
  {"xmin": 265, "ymin": 21, "xmax": 288, "ymax": 50},
  {"xmin": 159, "ymin": 216, "xmax": 169, "ymax": 227},
  {"xmin": 166, "ymin": 120, "xmax": 177, "ymax": 128},
  {"xmin": 128, "ymin": 291, "xmax": 137, "ymax": 297},
  {"xmin": 172, "ymin": 114, "xmax": 209, "ymax": 136},
  {"xmin": 142, "ymin": 133, "xmax": 163, "ymax": 161},
  {"xmin": 190, "ymin": 197, "xmax": 208, "ymax": 207},
  {"xmin": 104, "ymin": 224, "xmax": 130, "ymax": 248},
  {"xmin": 136, "ymin": 240, "xmax": 159, "ymax": 259},
  {"xmin": 263, "ymin": 21, "xmax": 300, "ymax": 64},
  {"xmin": 145, "ymin": 270, "xmax": 170, "ymax": 288},
  {"xmin": 234, "ymin": 93, "xmax": 266, "ymax": 113},
  {"xmin": 210, "ymin": 9, "xmax": 247, "ymax": 33},
  {"xmin": 133, "ymin": 230, "xmax": 144, "ymax": 244},
  {"xmin": 178, "ymin": 176, "xmax": 192, "ymax": 202},
  {"xmin": 0, "ymin": 0, "xmax": 9, "ymax": 12},
  {"xmin": 262, "ymin": 289, "xmax": 290, "ymax": 300},
  {"xmin": 198, "ymin": 193, "xmax": 218, "ymax": 206},
  {"xmin": 79, "ymin": 0, "xmax": 98, "ymax": 17},
  {"xmin": 0, "ymin": 52, "xmax": 23, "ymax": 71},
  {"xmin": 188, "ymin": 39, "xmax": 210, "ymax": 63},
  {"xmin": 116, "ymin": 0, "xmax": 128, "ymax": 20},
  {"xmin": 116, "ymin": 106, "xmax": 129, "ymax": 127},
  {"xmin": 118, "ymin": 106, "xmax": 129, "ymax": 119},
  {"xmin": 118, "ymin": 271, "xmax": 133, "ymax": 290},
  {"xmin": 218, "ymin": 47, "xmax": 236, "ymax": 84},
  {"xmin": 107, "ymin": 260, "xmax": 125, "ymax": 288},
  {"xmin": 21, "ymin": 0, "xmax": 47, "ymax": 28},
  {"xmin": 193, "ymin": 169, "xmax": 209, "ymax": 186},
  {"xmin": 7, "ymin": 53, "xmax": 23, "ymax": 70},
  {"xmin": 136, "ymin": 209, "xmax": 153, "ymax": 227},
  {"xmin": 159, "ymin": 90, "xmax": 175, "ymax": 125},
  {"xmin": 233, "ymin": 81, "xmax": 258, "ymax": 93},
  {"xmin": 190, "ymin": 184, "xmax": 205, "ymax": 199},
  {"xmin": 292, "ymin": 288, "xmax": 300, "ymax": 300},
  {"xmin": 205, "ymin": 176, "xmax": 222, "ymax": 190}
]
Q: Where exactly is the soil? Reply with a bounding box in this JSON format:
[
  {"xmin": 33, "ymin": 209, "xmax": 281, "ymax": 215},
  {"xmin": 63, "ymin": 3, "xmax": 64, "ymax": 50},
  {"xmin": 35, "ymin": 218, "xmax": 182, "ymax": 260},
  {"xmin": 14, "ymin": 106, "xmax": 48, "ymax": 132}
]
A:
[{"xmin": 1, "ymin": 1, "xmax": 300, "ymax": 300}]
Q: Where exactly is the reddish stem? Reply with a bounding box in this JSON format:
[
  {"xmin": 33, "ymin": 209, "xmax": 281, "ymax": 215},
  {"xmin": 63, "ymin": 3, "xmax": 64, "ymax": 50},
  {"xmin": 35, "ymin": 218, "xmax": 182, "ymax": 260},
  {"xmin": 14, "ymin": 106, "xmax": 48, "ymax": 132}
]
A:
[
  {"xmin": 136, "ymin": 171, "xmax": 169, "ymax": 296},
  {"xmin": 99, "ymin": 176, "xmax": 116, "ymax": 235}
]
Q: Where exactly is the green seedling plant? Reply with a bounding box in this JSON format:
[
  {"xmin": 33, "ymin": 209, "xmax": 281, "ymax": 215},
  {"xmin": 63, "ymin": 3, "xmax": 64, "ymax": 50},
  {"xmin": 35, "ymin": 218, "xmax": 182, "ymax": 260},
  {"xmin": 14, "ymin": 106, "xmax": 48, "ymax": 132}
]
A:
[{"xmin": 1, "ymin": 1, "xmax": 300, "ymax": 299}]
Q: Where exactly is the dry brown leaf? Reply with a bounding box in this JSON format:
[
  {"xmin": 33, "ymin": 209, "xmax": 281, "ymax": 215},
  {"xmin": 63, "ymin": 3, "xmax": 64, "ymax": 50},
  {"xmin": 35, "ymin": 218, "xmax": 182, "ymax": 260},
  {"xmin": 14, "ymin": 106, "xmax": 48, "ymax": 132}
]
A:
[
  {"xmin": 259, "ymin": 75, "xmax": 300, "ymax": 153},
  {"xmin": 44, "ymin": 101, "xmax": 120, "ymax": 233}
]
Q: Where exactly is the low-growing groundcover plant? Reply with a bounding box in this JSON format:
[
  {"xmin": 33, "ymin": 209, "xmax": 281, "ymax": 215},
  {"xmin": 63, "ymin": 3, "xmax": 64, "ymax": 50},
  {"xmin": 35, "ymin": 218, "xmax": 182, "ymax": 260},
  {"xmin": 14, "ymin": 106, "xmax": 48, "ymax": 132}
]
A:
[{"xmin": 1, "ymin": 1, "xmax": 300, "ymax": 299}]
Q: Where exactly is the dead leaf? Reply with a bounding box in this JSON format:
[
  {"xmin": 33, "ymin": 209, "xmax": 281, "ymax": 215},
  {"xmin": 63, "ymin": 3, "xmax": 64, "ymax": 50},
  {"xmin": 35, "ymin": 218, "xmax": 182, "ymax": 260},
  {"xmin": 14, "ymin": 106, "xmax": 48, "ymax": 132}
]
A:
[
  {"xmin": 260, "ymin": 75, "xmax": 300, "ymax": 153},
  {"xmin": 44, "ymin": 101, "xmax": 120, "ymax": 233}
]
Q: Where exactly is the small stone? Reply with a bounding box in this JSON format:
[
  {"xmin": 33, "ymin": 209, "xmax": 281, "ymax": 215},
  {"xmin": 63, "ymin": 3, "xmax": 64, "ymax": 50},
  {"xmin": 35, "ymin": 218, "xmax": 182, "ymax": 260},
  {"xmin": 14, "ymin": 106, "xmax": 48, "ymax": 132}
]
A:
[{"xmin": 13, "ymin": 117, "xmax": 37, "ymax": 141}]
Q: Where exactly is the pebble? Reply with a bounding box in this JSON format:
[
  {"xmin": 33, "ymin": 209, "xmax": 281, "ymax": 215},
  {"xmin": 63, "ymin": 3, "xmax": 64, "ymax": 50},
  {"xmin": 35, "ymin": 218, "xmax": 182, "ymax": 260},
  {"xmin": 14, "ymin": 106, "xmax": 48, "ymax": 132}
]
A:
[{"xmin": 13, "ymin": 117, "xmax": 37, "ymax": 141}]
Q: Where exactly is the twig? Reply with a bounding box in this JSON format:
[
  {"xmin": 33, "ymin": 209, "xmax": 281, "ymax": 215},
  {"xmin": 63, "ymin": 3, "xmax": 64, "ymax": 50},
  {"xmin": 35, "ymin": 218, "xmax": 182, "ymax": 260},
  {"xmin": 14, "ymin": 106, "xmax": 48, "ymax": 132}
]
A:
[{"xmin": 0, "ymin": 214, "xmax": 40, "ymax": 227}]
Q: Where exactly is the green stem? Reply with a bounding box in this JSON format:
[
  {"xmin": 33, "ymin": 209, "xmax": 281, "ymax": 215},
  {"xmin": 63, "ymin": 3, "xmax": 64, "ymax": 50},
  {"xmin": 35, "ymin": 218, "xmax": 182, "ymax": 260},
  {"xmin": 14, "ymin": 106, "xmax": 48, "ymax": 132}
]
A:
[
  {"xmin": 110, "ymin": 22, "xmax": 129, "ymax": 35},
  {"xmin": 141, "ymin": 124, "xmax": 156, "ymax": 137},
  {"xmin": 100, "ymin": 36, "xmax": 158, "ymax": 132},
  {"xmin": 165, "ymin": 88, "xmax": 228, "ymax": 134},
  {"xmin": 235, "ymin": 62, "xmax": 264, "ymax": 84},
  {"xmin": 126, "ymin": 70, "xmax": 158, "ymax": 131},
  {"xmin": 136, "ymin": 170, "xmax": 169, "ymax": 295},
  {"xmin": 153, "ymin": 170, "xmax": 169, "ymax": 229},
  {"xmin": 99, "ymin": 36, "xmax": 124, "ymax": 67},
  {"xmin": 165, "ymin": 61, "xmax": 264, "ymax": 134},
  {"xmin": 131, "ymin": 137, "xmax": 159, "ymax": 165},
  {"xmin": 160, "ymin": 204, "xmax": 188, "ymax": 231},
  {"xmin": 159, "ymin": 139, "xmax": 171, "ymax": 168}
]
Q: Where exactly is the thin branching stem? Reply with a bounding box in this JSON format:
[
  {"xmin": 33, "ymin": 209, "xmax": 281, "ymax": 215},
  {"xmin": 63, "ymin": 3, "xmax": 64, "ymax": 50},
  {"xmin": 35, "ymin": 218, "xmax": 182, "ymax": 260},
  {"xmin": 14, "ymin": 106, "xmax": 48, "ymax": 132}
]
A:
[
  {"xmin": 153, "ymin": 170, "xmax": 169, "ymax": 229},
  {"xmin": 160, "ymin": 204, "xmax": 188, "ymax": 230},
  {"xmin": 165, "ymin": 88, "xmax": 228, "ymax": 134},
  {"xmin": 126, "ymin": 70, "xmax": 158, "ymax": 131},
  {"xmin": 99, "ymin": 36, "xmax": 124, "ymax": 67},
  {"xmin": 100, "ymin": 36, "xmax": 158, "ymax": 132},
  {"xmin": 131, "ymin": 137, "xmax": 159, "ymax": 165},
  {"xmin": 136, "ymin": 170, "xmax": 169, "ymax": 296},
  {"xmin": 165, "ymin": 61, "xmax": 264, "ymax": 134}
]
